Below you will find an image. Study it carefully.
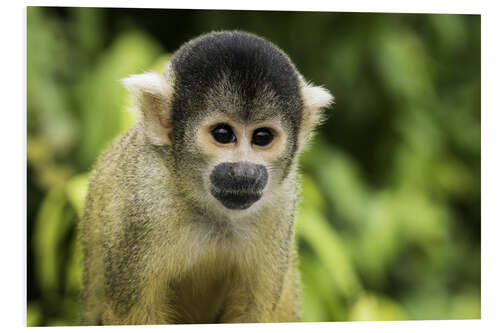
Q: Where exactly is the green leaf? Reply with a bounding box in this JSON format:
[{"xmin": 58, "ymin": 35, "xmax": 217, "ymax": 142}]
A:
[
  {"xmin": 349, "ymin": 293, "xmax": 408, "ymax": 321},
  {"xmin": 32, "ymin": 189, "xmax": 71, "ymax": 294},
  {"xmin": 65, "ymin": 233, "xmax": 83, "ymax": 294},
  {"xmin": 65, "ymin": 173, "xmax": 89, "ymax": 217},
  {"xmin": 296, "ymin": 205, "xmax": 362, "ymax": 301}
]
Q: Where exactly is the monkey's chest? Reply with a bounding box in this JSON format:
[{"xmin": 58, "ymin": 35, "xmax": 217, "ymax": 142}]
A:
[{"xmin": 167, "ymin": 268, "xmax": 234, "ymax": 324}]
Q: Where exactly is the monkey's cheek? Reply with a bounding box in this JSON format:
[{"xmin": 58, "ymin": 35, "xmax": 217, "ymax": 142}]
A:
[{"xmin": 210, "ymin": 188, "xmax": 262, "ymax": 210}]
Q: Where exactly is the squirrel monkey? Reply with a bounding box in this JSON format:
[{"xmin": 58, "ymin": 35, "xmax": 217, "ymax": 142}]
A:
[{"xmin": 80, "ymin": 31, "xmax": 333, "ymax": 325}]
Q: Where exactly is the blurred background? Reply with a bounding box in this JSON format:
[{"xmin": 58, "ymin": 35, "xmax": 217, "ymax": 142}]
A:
[{"xmin": 26, "ymin": 7, "xmax": 480, "ymax": 326}]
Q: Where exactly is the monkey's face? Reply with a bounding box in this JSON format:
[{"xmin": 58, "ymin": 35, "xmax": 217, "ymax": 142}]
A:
[
  {"xmin": 196, "ymin": 116, "xmax": 290, "ymax": 210},
  {"xmin": 168, "ymin": 77, "xmax": 302, "ymax": 216}
]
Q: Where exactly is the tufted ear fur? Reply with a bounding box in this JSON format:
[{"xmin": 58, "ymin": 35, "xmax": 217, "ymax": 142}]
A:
[
  {"xmin": 121, "ymin": 64, "xmax": 175, "ymax": 145},
  {"xmin": 298, "ymin": 78, "xmax": 334, "ymax": 152}
]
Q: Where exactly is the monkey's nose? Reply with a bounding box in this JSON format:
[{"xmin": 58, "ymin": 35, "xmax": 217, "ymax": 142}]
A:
[
  {"xmin": 230, "ymin": 162, "xmax": 259, "ymax": 180},
  {"xmin": 210, "ymin": 162, "xmax": 268, "ymax": 193}
]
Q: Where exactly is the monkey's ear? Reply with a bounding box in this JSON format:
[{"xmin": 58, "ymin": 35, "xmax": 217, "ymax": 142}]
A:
[
  {"xmin": 298, "ymin": 81, "xmax": 334, "ymax": 151},
  {"xmin": 121, "ymin": 69, "xmax": 174, "ymax": 145}
]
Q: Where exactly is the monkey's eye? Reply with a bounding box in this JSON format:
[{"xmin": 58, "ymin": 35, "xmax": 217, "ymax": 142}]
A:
[
  {"xmin": 252, "ymin": 128, "xmax": 274, "ymax": 147},
  {"xmin": 211, "ymin": 124, "xmax": 236, "ymax": 144}
]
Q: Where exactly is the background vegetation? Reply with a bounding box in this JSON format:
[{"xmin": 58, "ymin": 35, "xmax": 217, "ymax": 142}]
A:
[{"xmin": 27, "ymin": 7, "xmax": 480, "ymax": 326}]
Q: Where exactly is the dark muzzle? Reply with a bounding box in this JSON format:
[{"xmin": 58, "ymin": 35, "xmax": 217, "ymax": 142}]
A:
[{"xmin": 209, "ymin": 162, "xmax": 268, "ymax": 210}]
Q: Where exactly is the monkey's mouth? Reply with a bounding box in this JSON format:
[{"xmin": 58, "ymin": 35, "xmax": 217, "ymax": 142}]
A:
[{"xmin": 210, "ymin": 187, "xmax": 262, "ymax": 210}]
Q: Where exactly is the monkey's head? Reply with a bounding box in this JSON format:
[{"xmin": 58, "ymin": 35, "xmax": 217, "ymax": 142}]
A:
[{"xmin": 122, "ymin": 31, "xmax": 332, "ymax": 214}]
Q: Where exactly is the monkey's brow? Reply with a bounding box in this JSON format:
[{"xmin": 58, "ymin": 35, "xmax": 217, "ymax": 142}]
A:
[
  {"xmin": 211, "ymin": 108, "xmax": 281, "ymax": 124},
  {"xmin": 246, "ymin": 110, "xmax": 283, "ymax": 123}
]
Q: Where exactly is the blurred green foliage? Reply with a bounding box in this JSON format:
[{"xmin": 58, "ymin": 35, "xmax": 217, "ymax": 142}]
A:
[{"xmin": 26, "ymin": 7, "xmax": 480, "ymax": 326}]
